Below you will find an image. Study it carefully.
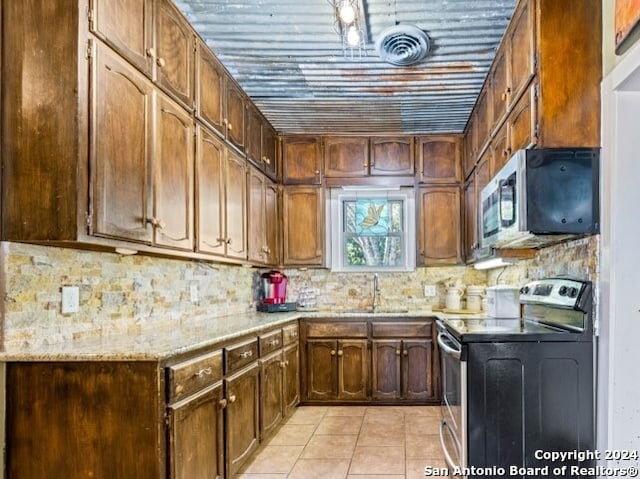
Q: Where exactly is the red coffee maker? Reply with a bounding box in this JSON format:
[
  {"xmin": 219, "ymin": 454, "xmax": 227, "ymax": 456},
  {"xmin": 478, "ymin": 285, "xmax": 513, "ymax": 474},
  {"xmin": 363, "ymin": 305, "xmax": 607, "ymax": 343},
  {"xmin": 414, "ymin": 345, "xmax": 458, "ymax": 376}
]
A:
[{"xmin": 261, "ymin": 270, "xmax": 288, "ymax": 304}]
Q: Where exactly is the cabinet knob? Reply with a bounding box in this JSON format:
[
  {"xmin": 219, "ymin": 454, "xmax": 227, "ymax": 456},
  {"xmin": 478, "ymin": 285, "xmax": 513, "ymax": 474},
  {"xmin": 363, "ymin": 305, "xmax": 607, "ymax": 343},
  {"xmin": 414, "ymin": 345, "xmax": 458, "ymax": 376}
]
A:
[
  {"xmin": 501, "ymin": 87, "xmax": 511, "ymax": 102},
  {"xmin": 156, "ymin": 57, "xmax": 166, "ymax": 68},
  {"xmin": 228, "ymin": 394, "xmax": 237, "ymax": 403},
  {"xmin": 395, "ymin": 349, "xmax": 401, "ymax": 356},
  {"xmin": 264, "ymin": 157, "xmax": 271, "ymax": 165},
  {"xmin": 226, "ymin": 238, "xmax": 232, "ymax": 245},
  {"xmin": 147, "ymin": 217, "xmax": 166, "ymax": 229},
  {"xmin": 269, "ymin": 339, "xmax": 280, "ymax": 346},
  {"xmin": 362, "ymin": 162, "xmax": 369, "ymax": 168},
  {"xmin": 146, "ymin": 48, "xmax": 156, "ymax": 57},
  {"xmin": 228, "ymin": 123, "xmax": 233, "ymax": 131},
  {"xmin": 216, "ymin": 237, "xmax": 226, "ymax": 244},
  {"xmin": 223, "ymin": 118, "xmax": 228, "ymax": 126},
  {"xmin": 337, "ymin": 350, "xmax": 343, "ymax": 357},
  {"xmin": 315, "ymin": 170, "xmax": 320, "ymax": 175},
  {"xmin": 330, "ymin": 350, "xmax": 336, "ymax": 356},
  {"xmin": 280, "ymin": 361, "xmax": 286, "ymax": 368},
  {"xmin": 240, "ymin": 350, "xmax": 253, "ymax": 359},
  {"xmin": 219, "ymin": 398, "xmax": 228, "ymax": 409},
  {"xmin": 403, "ymin": 350, "xmax": 408, "ymax": 356}
]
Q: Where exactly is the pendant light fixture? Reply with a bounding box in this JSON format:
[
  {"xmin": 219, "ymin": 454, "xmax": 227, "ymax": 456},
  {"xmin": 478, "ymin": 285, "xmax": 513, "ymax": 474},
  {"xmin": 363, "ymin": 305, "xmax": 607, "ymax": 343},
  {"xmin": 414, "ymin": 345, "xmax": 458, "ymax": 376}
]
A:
[{"xmin": 328, "ymin": 0, "xmax": 366, "ymax": 59}]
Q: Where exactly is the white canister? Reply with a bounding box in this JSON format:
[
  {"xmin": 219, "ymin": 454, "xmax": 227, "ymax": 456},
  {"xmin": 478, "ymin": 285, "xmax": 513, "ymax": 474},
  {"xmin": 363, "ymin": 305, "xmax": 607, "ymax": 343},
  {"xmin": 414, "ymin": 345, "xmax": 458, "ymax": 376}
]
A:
[
  {"xmin": 485, "ymin": 285, "xmax": 520, "ymax": 318},
  {"xmin": 445, "ymin": 287, "xmax": 464, "ymax": 310},
  {"xmin": 466, "ymin": 285, "xmax": 485, "ymax": 312}
]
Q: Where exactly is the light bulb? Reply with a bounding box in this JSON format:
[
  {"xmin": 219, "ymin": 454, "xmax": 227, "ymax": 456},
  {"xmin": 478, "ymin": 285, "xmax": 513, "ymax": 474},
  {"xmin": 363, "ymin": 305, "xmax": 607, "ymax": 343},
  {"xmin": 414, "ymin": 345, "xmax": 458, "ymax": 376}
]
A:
[
  {"xmin": 338, "ymin": 1, "xmax": 356, "ymax": 24},
  {"xmin": 346, "ymin": 25, "xmax": 360, "ymax": 46}
]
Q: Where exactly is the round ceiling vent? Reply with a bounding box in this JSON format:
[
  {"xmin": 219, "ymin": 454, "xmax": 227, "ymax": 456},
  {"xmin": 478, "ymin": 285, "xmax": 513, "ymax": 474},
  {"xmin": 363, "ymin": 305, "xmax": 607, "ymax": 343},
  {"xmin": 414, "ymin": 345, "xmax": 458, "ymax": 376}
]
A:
[{"xmin": 376, "ymin": 24, "xmax": 430, "ymax": 66}]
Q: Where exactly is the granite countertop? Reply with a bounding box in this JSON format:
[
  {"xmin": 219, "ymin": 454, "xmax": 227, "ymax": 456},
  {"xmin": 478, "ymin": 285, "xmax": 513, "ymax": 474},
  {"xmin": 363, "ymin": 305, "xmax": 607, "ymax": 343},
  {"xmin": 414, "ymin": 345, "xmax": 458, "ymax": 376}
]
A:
[{"xmin": 0, "ymin": 309, "xmax": 485, "ymax": 362}]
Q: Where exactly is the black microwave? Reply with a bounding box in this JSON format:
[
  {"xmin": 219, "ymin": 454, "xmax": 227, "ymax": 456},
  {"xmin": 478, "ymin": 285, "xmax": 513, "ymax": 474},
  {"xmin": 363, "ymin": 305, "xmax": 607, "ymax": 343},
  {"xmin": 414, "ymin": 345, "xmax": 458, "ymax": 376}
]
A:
[{"xmin": 479, "ymin": 148, "xmax": 600, "ymax": 249}]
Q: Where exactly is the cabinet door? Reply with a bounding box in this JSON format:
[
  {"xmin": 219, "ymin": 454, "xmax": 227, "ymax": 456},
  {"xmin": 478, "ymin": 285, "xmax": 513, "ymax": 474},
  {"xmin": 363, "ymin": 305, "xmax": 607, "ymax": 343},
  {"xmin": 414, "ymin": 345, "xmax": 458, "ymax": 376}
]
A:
[
  {"xmin": 196, "ymin": 127, "xmax": 226, "ymax": 256},
  {"xmin": 154, "ymin": 93, "xmax": 194, "ymax": 250},
  {"xmin": 91, "ymin": 43, "xmax": 154, "ymax": 243},
  {"xmin": 282, "ymin": 186, "xmax": 324, "ymax": 266},
  {"xmin": 283, "ymin": 343, "xmax": 300, "ymax": 415},
  {"xmin": 402, "ymin": 339, "xmax": 434, "ymax": 400},
  {"xmin": 90, "ymin": 0, "xmax": 154, "ymax": 76},
  {"xmin": 418, "ymin": 186, "xmax": 462, "ymax": 266},
  {"xmin": 463, "ymin": 177, "xmax": 477, "ymax": 262},
  {"xmin": 262, "ymin": 123, "xmax": 278, "ymax": 179},
  {"xmin": 463, "ymin": 116, "xmax": 477, "ymax": 178},
  {"xmin": 508, "ymin": 84, "xmax": 537, "ymax": 152},
  {"xmin": 225, "ymin": 362, "xmax": 260, "ymax": 478},
  {"xmin": 247, "ymin": 167, "xmax": 267, "ymax": 264},
  {"xmin": 282, "ymin": 136, "xmax": 322, "ymax": 184},
  {"xmin": 306, "ymin": 339, "xmax": 337, "ymax": 400},
  {"xmin": 225, "ymin": 151, "xmax": 248, "ymax": 259},
  {"xmin": 507, "ymin": 0, "xmax": 535, "ymax": 108},
  {"xmin": 418, "ymin": 136, "xmax": 462, "ymax": 184},
  {"xmin": 195, "ymin": 41, "xmax": 225, "ymax": 135},
  {"xmin": 491, "ymin": 120, "xmax": 510, "ymax": 173},
  {"xmin": 475, "ymin": 88, "xmax": 491, "ymax": 154},
  {"xmin": 168, "ymin": 383, "xmax": 224, "ymax": 479},
  {"xmin": 226, "ymin": 82, "xmax": 245, "ymax": 151},
  {"xmin": 371, "ymin": 340, "xmax": 402, "ymax": 400},
  {"xmin": 259, "ymin": 350, "xmax": 284, "ymax": 440},
  {"xmin": 490, "ymin": 47, "xmax": 509, "ymax": 130},
  {"xmin": 245, "ymin": 103, "xmax": 262, "ymax": 165},
  {"xmin": 264, "ymin": 181, "xmax": 279, "ymax": 266},
  {"xmin": 370, "ymin": 137, "xmax": 414, "ymax": 176},
  {"xmin": 337, "ymin": 340, "xmax": 368, "ymax": 400},
  {"xmin": 155, "ymin": 0, "xmax": 194, "ymax": 108},
  {"xmin": 324, "ymin": 136, "xmax": 369, "ymax": 177}
]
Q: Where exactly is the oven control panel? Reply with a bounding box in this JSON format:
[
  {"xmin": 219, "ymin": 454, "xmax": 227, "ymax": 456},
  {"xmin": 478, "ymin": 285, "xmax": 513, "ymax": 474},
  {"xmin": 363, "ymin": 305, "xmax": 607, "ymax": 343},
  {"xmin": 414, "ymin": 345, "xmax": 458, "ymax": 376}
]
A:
[{"xmin": 519, "ymin": 278, "xmax": 586, "ymax": 308}]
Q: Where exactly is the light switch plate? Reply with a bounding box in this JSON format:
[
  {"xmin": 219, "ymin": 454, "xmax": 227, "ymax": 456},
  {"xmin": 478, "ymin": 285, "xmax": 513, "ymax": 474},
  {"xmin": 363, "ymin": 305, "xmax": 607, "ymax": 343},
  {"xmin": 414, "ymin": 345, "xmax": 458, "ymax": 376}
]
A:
[
  {"xmin": 61, "ymin": 286, "xmax": 80, "ymax": 314},
  {"xmin": 424, "ymin": 284, "xmax": 437, "ymax": 297}
]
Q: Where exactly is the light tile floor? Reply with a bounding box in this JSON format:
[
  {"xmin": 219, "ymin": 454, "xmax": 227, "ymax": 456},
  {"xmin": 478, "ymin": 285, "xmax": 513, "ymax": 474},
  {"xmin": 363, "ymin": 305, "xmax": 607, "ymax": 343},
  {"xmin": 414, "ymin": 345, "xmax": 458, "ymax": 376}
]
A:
[{"xmin": 237, "ymin": 405, "xmax": 450, "ymax": 479}]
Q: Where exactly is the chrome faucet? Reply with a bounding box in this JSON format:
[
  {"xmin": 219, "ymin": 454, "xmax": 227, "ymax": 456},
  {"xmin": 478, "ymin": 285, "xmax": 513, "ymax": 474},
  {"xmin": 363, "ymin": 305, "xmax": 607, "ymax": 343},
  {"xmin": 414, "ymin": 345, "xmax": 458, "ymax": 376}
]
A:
[{"xmin": 372, "ymin": 274, "xmax": 380, "ymax": 312}]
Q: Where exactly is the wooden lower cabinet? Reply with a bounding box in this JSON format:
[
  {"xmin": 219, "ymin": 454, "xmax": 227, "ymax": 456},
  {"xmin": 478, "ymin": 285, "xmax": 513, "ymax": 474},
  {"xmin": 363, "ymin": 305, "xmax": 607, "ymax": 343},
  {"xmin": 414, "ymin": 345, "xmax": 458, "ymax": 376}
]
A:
[
  {"xmin": 283, "ymin": 342, "xmax": 300, "ymax": 415},
  {"xmin": 168, "ymin": 382, "xmax": 225, "ymax": 479},
  {"xmin": 225, "ymin": 362, "xmax": 260, "ymax": 478},
  {"xmin": 259, "ymin": 350, "xmax": 284, "ymax": 439}
]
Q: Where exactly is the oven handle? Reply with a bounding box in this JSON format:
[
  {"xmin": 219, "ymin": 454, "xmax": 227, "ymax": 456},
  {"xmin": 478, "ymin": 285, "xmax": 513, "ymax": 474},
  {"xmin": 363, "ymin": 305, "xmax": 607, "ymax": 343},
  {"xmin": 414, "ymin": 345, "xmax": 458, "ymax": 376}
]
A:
[
  {"xmin": 439, "ymin": 419, "xmax": 462, "ymax": 471},
  {"xmin": 437, "ymin": 332, "xmax": 461, "ymax": 360}
]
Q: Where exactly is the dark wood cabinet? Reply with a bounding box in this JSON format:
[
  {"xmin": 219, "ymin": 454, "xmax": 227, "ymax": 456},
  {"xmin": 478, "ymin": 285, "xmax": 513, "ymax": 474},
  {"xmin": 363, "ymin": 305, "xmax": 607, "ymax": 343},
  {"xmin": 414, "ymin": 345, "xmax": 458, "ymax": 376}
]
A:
[
  {"xmin": 154, "ymin": 93, "xmax": 194, "ymax": 250},
  {"xmin": 370, "ymin": 136, "xmax": 415, "ymax": 176},
  {"xmin": 508, "ymin": 84, "xmax": 537, "ymax": 153},
  {"xmin": 282, "ymin": 136, "xmax": 322, "ymax": 184},
  {"xmin": 245, "ymin": 103, "xmax": 263, "ymax": 165},
  {"xmin": 225, "ymin": 362, "xmax": 260, "ymax": 478},
  {"xmin": 195, "ymin": 41, "xmax": 225, "ymax": 136},
  {"xmin": 371, "ymin": 339, "xmax": 402, "ymax": 400},
  {"xmin": 283, "ymin": 342, "xmax": 300, "ymax": 415},
  {"xmin": 261, "ymin": 123, "xmax": 278, "ymax": 179},
  {"xmin": 168, "ymin": 382, "xmax": 225, "ymax": 479},
  {"xmin": 507, "ymin": 0, "xmax": 535, "ymax": 109},
  {"xmin": 402, "ymin": 339, "xmax": 434, "ymax": 400},
  {"xmin": 463, "ymin": 176, "xmax": 477, "ymax": 262},
  {"xmin": 490, "ymin": 46, "xmax": 508, "ymax": 131},
  {"xmin": 226, "ymin": 81, "xmax": 245, "ymax": 152},
  {"xmin": 259, "ymin": 350, "xmax": 284, "ymax": 440},
  {"xmin": 89, "ymin": 0, "xmax": 154, "ymax": 76},
  {"xmin": 306, "ymin": 339, "xmax": 338, "ymax": 400},
  {"xmin": 90, "ymin": 43, "xmax": 154, "ymax": 244},
  {"xmin": 324, "ymin": 136, "xmax": 369, "ymax": 177},
  {"xmin": 463, "ymin": 115, "xmax": 477, "ymax": 179},
  {"xmin": 155, "ymin": 0, "xmax": 194, "ymax": 108},
  {"xmin": 337, "ymin": 340, "xmax": 368, "ymax": 400},
  {"xmin": 264, "ymin": 180, "xmax": 279, "ymax": 265},
  {"xmin": 475, "ymin": 88, "xmax": 491, "ymax": 155},
  {"xmin": 225, "ymin": 150, "xmax": 248, "ymax": 260},
  {"xmin": 418, "ymin": 186, "xmax": 463, "ymax": 266},
  {"xmin": 282, "ymin": 185, "xmax": 324, "ymax": 266},
  {"xmin": 248, "ymin": 166, "xmax": 278, "ymax": 265},
  {"xmin": 491, "ymin": 120, "xmax": 510, "ymax": 173},
  {"xmin": 417, "ymin": 136, "xmax": 462, "ymax": 184}
]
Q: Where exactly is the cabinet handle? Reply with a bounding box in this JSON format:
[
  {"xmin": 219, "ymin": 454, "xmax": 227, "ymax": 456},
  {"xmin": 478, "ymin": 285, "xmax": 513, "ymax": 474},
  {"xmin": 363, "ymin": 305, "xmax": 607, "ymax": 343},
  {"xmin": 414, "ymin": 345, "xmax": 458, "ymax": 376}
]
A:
[
  {"xmin": 501, "ymin": 87, "xmax": 511, "ymax": 102},
  {"xmin": 216, "ymin": 237, "xmax": 226, "ymax": 244},
  {"xmin": 240, "ymin": 350, "xmax": 253, "ymax": 359},
  {"xmin": 314, "ymin": 170, "xmax": 320, "ymax": 175},
  {"xmin": 219, "ymin": 398, "xmax": 228, "ymax": 409},
  {"xmin": 330, "ymin": 350, "xmax": 336, "ymax": 356},
  {"xmin": 264, "ymin": 157, "xmax": 271, "ymax": 165},
  {"xmin": 280, "ymin": 361, "xmax": 286, "ymax": 368},
  {"xmin": 337, "ymin": 350, "xmax": 343, "ymax": 357},
  {"xmin": 228, "ymin": 394, "xmax": 237, "ymax": 403},
  {"xmin": 146, "ymin": 217, "xmax": 166, "ymax": 229},
  {"xmin": 156, "ymin": 57, "xmax": 166, "ymax": 68},
  {"xmin": 146, "ymin": 48, "xmax": 156, "ymax": 57},
  {"xmin": 403, "ymin": 350, "xmax": 408, "ymax": 356},
  {"xmin": 362, "ymin": 162, "xmax": 369, "ymax": 168},
  {"xmin": 228, "ymin": 123, "xmax": 233, "ymax": 131},
  {"xmin": 223, "ymin": 118, "xmax": 228, "ymax": 126},
  {"xmin": 502, "ymin": 147, "xmax": 512, "ymax": 158},
  {"xmin": 193, "ymin": 367, "xmax": 212, "ymax": 378},
  {"xmin": 226, "ymin": 238, "xmax": 232, "ymax": 245},
  {"xmin": 395, "ymin": 349, "xmax": 401, "ymax": 356},
  {"xmin": 269, "ymin": 338, "xmax": 280, "ymax": 346}
]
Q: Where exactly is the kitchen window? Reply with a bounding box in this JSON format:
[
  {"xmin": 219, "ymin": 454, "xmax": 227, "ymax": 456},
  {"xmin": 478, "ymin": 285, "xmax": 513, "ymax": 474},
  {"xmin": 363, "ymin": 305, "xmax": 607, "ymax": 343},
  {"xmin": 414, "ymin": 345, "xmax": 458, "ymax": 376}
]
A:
[{"xmin": 328, "ymin": 187, "xmax": 415, "ymax": 272}]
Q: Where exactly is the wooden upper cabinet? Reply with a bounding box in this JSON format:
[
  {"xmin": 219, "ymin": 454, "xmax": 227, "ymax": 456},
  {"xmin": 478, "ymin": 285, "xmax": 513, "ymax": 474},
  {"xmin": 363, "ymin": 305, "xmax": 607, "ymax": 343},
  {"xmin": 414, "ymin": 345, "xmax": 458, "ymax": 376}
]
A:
[
  {"xmin": 475, "ymin": 87, "xmax": 491, "ymax": 154},
  {"xmin": 282, "ymin": 186, "xmax": 323, "ymax": 266},
  {"xmin": 418, "ymin": 136, "xmax": 462, "ymax": 184},
  {"xmin": 282, "ymin": 136, "xmax": 322, "ymax": 184},
  {"xmin": 196, "ymin": 127, "xmax": 226, "ymax": 256},
  {"xmin": 195, "ymin": 41, "xmax": 225, "ymax": 134},
  {"xmin": 508, "ymin": 84, "xmax": 537, "ymax": 153},
  {"xmin": 370, "ymin": 137, "xmax": 414, "ymax": 176},
  {"xmin": 245, "ymin": 103, "xmax": 262, "ymax": 165},
  {"xmin": 491, "ymin": 120, "xmax": 510, "ymax": 173},
  {"xmin": 155, "ymin": 0, "xmax": 195, "ymax": 109},
  {"xmin": 225, "ymin": 150, "xmax": 248, "ymax": 259},
  {"xmin": 248, "ymin": 167, "xmax": 278, "ymax": 265},
  {"xmin": 490, "ymin": 46, "xmax": 509, "ymax": 131},
  {"xmin": 226, "ymin": 81, "xmax": 245, "ymax": 151},
  {"xmin": 262, "ymin": 124, "xmax": 278, "ymax": 179},
  {"xmin": 90, "ymin": 0, "xmax": 154, "ymax": 76},
  {"xmin": 90, "ymin": 43, "xmax": 154, "ymax": 244},
  {"xmin": 463, "ymin": 177, "xmax": 477, "ymax": 262},
  {"xmin": 154, "ymin": 93, "xmax": 194, "ymax": 250},
  {"xmin": 264, "ymin": 181, "xmax": 279, "ymax": 266},
  {"xmin": 418, "ymin": 186, "xmax": 462, "ymax": 266},
  {"xmin": 463, "ymin": 116, "xmax": 477, "ymax": 179},
  {"xmin": 508, "ymin": 0, "xmax": 535, "ymax": 108},
  {"xmin": 324, "ymin": 136, "xmax": 369, "ymax": 177}
]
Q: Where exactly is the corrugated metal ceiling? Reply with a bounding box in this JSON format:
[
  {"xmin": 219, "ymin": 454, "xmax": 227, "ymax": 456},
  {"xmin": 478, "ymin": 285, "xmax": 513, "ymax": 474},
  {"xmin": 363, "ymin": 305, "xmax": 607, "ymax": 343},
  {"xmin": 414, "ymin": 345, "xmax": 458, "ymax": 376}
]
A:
[{"xmin": 174, "ymin": 0, "xmax": 517, "ymax": 134}]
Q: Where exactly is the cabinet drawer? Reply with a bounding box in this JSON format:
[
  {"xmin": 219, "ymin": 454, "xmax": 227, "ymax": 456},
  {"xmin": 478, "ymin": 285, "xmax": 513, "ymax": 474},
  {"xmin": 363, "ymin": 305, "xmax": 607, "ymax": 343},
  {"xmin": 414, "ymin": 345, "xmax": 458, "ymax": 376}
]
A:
[
  {"xmin": 371, "ymin": 322, "xmax": 432, "ymax": 338},
  {"xmin": 225, "ymin": 338, "xmax": 259, "ymax": 374},
  {"xmin": 167, "ymin": 350, "xmax": 223, "ymax": 403},
  {"xmin": 306, "ymin": 321, "xmax": 367, "ymax": 338},
  {"xmin": 259, "ymin": 329, "xmax": 283, "ymax": 356},
  {"xmin": 282, "ymin": 324, "xmax": 299, "ymax": 345}
]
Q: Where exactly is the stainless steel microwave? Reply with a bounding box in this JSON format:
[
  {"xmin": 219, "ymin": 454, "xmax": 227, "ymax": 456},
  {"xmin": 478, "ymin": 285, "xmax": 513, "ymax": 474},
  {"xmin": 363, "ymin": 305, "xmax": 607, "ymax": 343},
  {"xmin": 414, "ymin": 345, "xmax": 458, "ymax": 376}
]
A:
[{"xmin": 480, "ymin": 148, "xmax": 600, "ymax": 249}]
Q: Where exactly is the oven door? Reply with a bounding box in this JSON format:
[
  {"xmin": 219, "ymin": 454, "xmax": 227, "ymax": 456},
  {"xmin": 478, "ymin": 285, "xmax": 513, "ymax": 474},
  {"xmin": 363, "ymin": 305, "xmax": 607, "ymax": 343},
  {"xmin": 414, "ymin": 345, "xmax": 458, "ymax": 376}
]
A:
[{"xmin": 437, "ymin": 322, "xmax": 467, "ymax": 473}]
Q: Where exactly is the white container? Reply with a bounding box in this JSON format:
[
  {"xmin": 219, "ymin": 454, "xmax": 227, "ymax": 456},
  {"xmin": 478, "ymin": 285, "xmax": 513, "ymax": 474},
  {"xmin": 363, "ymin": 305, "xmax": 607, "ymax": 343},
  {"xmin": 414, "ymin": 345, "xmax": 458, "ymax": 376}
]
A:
[
  {"xmin": 445, "ymin": 287, "xmax": 464, "ymax": 310},
  {"xmin": 485, "ymin": 285, "xmax": 520, "ymax": 318},
  {"xmin": 465, "ymin": 285, "xmax": 485, "ymax": 312}
]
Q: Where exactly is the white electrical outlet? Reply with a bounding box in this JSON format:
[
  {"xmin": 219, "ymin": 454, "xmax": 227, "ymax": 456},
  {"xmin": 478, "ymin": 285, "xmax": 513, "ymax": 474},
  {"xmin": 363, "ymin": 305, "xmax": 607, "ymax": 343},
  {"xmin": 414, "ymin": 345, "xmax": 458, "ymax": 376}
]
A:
[
  {"xmin": 190, "ymin": 283, "xmax": 199, "ymax": 303},
  {"xmin": 423, "ymin": 284, "xmax": 437, "ymax": 297},
  {"xmin": 61, "ymin": 286, "xmax": 80, "ymax": 314}
]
